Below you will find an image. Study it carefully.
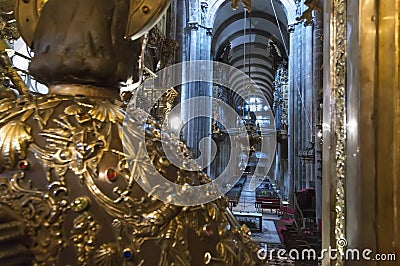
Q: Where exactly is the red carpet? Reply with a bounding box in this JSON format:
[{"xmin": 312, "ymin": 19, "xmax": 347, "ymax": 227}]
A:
[{"xmin": 274, "ymin": 219, "xmax": 295, "ymax": 243}]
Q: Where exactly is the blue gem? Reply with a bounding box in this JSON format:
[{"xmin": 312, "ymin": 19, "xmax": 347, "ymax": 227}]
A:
[{"xmin": 122, "ymin": 249, "xmax": 132, "ymax": 259}]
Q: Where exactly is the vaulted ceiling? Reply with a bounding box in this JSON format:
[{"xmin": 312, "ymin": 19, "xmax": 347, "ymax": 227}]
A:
[{"xmin": 212, "ymin": 0, "xmax": 289, "ymax": 108}]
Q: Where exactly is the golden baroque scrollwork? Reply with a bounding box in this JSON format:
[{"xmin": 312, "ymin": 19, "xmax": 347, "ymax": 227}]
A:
[
  {"xmin": 0, "ymin": 93, "xmax": 268, "ymax": 265},
  {"xmin": 70, "ymin": 211, "xmax": 101, "ymax": 266},
  {"xmin": 0, "ymin": 0, "xmax": 20, "ymax": 40},
  {"xmin": 0, "ymin": 172, "xmax": 68, "ymax": 264}
]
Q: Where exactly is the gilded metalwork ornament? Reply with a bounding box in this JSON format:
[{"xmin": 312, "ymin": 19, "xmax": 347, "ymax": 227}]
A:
[
  {"xmin": 71, "ymin": 197, "xmax": 90, "ymax": 212},
  {"xmin": 0, "ymin": 172, "xmax": 67, "ymax": 264},
  {"xmin": 0, "ymin": 40, "xmax": 29, "ymax": 95},
  {"xmin": 0, "ymin": 92, "xmax": 267, "ymax": 265},
  {"xmin": 0, "ymin": 121, "xmax": 33, "ymax": 170},
  {"xmin": 94, "ymin": 243, "xmax": 118, "ymax": 266},
  {"xmin": 0, "ymin": 0, "xmax": 19, "ymax": 40},
  {"xmin": 0, "ymin": 204, "xmax": 32, "ymax": 265},
  {"xmin": 89, "ymin": 100, "xmax": 125, "ymax": 124},
  {"xmin": 71, "ymin": 212, "xmax": 101, "ymax": 266},
  {"xmin": 331, "ymin": 0, "xmax": 347, "ymax": 264}
]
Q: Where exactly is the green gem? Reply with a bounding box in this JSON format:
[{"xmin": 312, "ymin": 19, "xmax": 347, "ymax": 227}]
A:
[{"xmin": 71, "ymin": 197, "xmax": 90, "ymax": 212}]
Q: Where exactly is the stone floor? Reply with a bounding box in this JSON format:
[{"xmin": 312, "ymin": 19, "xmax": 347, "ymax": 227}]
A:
[
  {"xmin": 230, "ymin": 180, "xmax": 321, "ymax": 265},
  {"xmin": 231, "ymin": 179, "xmax": 282, "ymax": 243}
]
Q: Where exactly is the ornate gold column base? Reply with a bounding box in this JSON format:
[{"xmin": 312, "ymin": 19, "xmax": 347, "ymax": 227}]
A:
[{"xmin": 49, "ymin": 84, "xmax": 120, "ymax": 99}]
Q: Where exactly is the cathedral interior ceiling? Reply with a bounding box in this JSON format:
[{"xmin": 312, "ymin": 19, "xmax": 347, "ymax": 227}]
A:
[{"xmin": 211, "ymin": 0, "xmax": 289, "ymax": 108}]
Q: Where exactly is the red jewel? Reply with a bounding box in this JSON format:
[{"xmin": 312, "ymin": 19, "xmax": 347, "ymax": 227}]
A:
[
  {"xmin": 106, "ymin": 168, "xmax": 117, "ymax": 181},
  {"xmin": 203, "ymin": 224, "xmax": 213, "ymax": 237},
  {"xmin": 19, "ymin": 160, "xmax": 29, "ymax": 170}
]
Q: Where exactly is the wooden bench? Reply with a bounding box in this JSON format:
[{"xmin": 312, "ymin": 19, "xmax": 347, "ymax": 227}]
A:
[
  {"xmin": 226, "ymin": 186, "xmax": 242, "ymax": 208},
  {"xmin": 255, "ymin": 198, "xmax": 281, "ymax": 213}
]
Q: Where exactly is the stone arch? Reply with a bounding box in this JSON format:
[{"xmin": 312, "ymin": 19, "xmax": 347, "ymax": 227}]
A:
[{"xmin": 205, "ymin": 0, "xmax": 297, "ymax": 29}]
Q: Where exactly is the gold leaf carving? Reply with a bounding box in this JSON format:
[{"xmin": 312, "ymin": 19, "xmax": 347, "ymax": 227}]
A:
[
  {"xmin": 94, "ymin": 243, "xmax": 119, "ymax": 266},
  {"xmin": 89, "ymin": 101, "xmax": 125, "ymax": 123},
  {"xmin": 0, "ymin": 121, "xmax": 33, "ymax": 169},
  {"xmin": 64, "ymin": 104, "xmax": 83, "ymax": 116},
  {"xmin": 0, "ymin": 100, "xmax": 13, "ymax": 113}
]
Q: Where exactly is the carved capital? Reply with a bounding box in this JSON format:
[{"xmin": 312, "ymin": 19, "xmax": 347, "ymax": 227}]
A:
[
  {"xmin": 187, "ymin": 22, "xmax": 199, "ymax": 31},
  {"xmin": 288, "ymin": 24, "xmax": 296, "ymax": 33}
]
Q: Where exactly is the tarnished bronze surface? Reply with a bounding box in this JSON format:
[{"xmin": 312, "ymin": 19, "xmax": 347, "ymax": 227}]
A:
[
  {"xmin": 15, "ymin": 0, "xmax": 171, "ymax": 46},
  {"xmin": 49, "ymin": 84, "xmax": 120, "ymax": 99},
  {"xmin": 27, "ymin": 0, "xmax": 141, "ymax": 88}
]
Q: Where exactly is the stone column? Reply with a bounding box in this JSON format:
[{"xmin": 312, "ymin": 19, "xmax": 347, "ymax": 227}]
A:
[
  {"xmin": 303, "ymin": 24, "xmax": 313, "ymax": 189},
  {"xmin": 288, "ymin": 22, "xmax": 298, "ymax": 205},
  {"xmin": 180, "ymin": 0, "xmax": 213, "ymax": 175},
  {"xmin": 174, "ymin": 0, "xmax": 186, "ymax": 64},
  {"xmin": 313, "ymin": 7, "xmax": 323, "ymax": 232}
]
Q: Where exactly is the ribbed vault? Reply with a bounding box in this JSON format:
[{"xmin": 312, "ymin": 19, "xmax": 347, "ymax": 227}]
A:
[{"xmin": 211, "ymin": 0, "xmax": 290, "ymax": 110}]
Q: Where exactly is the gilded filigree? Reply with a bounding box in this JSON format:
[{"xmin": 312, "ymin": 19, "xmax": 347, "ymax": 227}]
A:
[
  {"xmin": 157, "ymin": 219, "xmax": 191, "ymax": 266},
  {"xmin": 0, "ymin": 0, "xmax": 19, "ymax": 40},
  {"xmin": 89, "ymin": 100, "xmax": 125, "ymax": 123},
  {"xmin": 331, "ymin": 0, "xmax": 347, "ymax": 264},
  {"xmin": 30, "ymin": 98, "xmax": 119, "ymax": 180},
  {"xmin": 70, "ymin": 211, "xmax": 101, "ymax": 266},
  {"xmin": 0, "ymin": 0, "xmax": 272, "ymax": 264},
  {"xmin": 0, "ymin": 172, "xmax": 67, "ymax": 264},
  {"xmin": 0, "ymin": 95, "xmax": 66, "ymax": 125}
]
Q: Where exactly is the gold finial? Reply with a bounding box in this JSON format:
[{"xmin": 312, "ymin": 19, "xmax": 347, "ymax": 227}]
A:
[
  {"xmin": 231, "ymin": 0, "xmax": 252, "ymax": 12},
  {"xmin": 0, "ymin": 39, "xmax": 29, "ymax": 95}
]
